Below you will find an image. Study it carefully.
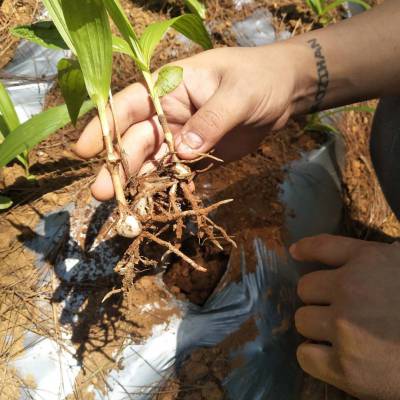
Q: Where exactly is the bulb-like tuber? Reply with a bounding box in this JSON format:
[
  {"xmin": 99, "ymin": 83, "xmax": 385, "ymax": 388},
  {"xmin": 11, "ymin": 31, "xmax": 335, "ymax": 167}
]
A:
[
  {"xmin": 116, "ymin": 214, "xmax": 143, "ymax": 238},
  {"xmin": 173, "ymin": 163, "xmax": 192, "ymax": 180}
]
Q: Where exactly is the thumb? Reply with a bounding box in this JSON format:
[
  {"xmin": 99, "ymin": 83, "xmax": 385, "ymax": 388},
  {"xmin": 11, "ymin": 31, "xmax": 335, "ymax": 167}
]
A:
[{"xmin": 176, "ymin": 85, "xmax": 247, "ymax": 159}]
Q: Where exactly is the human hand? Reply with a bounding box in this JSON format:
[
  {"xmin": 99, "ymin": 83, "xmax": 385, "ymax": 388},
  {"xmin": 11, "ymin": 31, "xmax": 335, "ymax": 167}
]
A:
[
  {"xmin": 291, "ymin": 234, "xmax": 400, "ymax": 400},
  {"xmin": 74, "ymin": 44, "xmax": 312, "ymax": 200}
]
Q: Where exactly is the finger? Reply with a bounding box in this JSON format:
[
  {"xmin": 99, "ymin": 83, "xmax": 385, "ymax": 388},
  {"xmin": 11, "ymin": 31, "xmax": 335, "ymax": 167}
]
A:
[
  {"xmin": 75, "ymin": 82, "xmax": 154, "ymax": 159},
  {"xmin": 297, "ymin": 269, "xmax": 337, "ymax": 305},
  {"xmin": 91, "ymin": 117, "xmax": 164, "ymax": 201},
  {"xmin": 290, "ymin": 234, "xmax": 365, "ymax": 267},
  {"xmin": 176, "ymin": 81, "xmax": 249, "ymax": 159},
  {"xmin": 295, "ymin": 306, "xmax": 333, "ymax": 342},
  {"xmin": 297, "ymin": 343, "xmax": 343, "ymax": 388}
]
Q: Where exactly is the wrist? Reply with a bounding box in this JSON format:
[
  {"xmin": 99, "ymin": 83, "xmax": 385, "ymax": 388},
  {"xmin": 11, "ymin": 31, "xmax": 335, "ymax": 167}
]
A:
[{"xmin": 283, "ymin": 39, "xmax": 321, "ymax": 116}]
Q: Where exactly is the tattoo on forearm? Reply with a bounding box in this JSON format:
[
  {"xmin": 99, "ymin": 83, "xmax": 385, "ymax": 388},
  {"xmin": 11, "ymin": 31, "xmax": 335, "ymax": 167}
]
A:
[{"xmin": 307, "ymin": 38, "xmax": 329, "ymax": 113}]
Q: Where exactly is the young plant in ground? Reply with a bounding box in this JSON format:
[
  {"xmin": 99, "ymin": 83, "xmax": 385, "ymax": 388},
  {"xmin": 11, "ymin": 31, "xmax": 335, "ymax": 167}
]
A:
[
  {"xmin": 0, "ymin": 81, "xmax": 32, "ymax": 178},
  {"xmin": 305, "ymin": 104, "xmax": 375, "ymax": 134},
  {"xmin": 306, "ymin": 0, "xmax": 370, "ymax": 25},
  {"xmin": 0, "ymin": 80, "xmax": 85, "ymax": 210},
  {"xmin": 0, "ymin": 100, "xmax": 94, "ymax": 209}
]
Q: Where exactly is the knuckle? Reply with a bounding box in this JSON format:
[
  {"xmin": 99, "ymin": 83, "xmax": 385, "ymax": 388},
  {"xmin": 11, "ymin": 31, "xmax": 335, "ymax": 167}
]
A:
[
  {"xmin": 297, "ymin": 275, "xmax": 310, "ymax": 300},
  {"xmin": 294, "ymin": 307, "xmax": 307, "ymax": 332},
  {"xmin": 196, "ymin": 109, "xmax": 224, "ymax": 134}
]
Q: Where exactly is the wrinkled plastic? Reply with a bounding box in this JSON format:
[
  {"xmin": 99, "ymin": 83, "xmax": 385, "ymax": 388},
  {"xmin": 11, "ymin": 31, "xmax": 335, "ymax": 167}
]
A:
[
  {"xmin": 15, "ymin": 134, "xmax": 343, "ymax": 400},
  {"xmin": 1, "ymin": 38, "xmax": 67, "ymax": 123}
]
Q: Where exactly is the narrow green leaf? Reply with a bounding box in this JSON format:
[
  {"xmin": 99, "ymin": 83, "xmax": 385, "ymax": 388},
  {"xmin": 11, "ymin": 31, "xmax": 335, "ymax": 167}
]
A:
[
  {"xmin": 0, "ymin": 101, "xmax": 94, "ymax": 168},
  {"xmin": 104, "ymin": 0, "xmax": 146, "ymax": 68},
  {"xmin": 154, "ymin": 66, "xmax": 183, "ymax": 97},
  {"xmin": 0, "ymin": 81, "xmax": 20, "ymax": 133},
  {"xmin": 185, "ymin": 0, "xmax": 206, "ymax": 19},
  {"xmin": 323, "ymin": 0, "xmax": 370, "ymax": 15},
  {"xmin": 41, "ymin": 0, "xmax": 76, "ymax": 52},
  {"xmin": 140, "ymin": 14, "xmax": 212, "ymax": 68},
  {"xmin": 11, "ymin": 21, "xmax": 69, "ymax": 50},
  {"xmin": 306, "ymin": 0, "xmax": 322, "ymax": 15},
  {"xmin": 57, "ymin": 58, "xmax": 88, "ymax": 126},
  {"xmin": 0, "ymin": 195, "xmax": 13, "ymax": 210},
  {"xmin": 61, "ymin": 0, "xmax": 113, "ymax": 109},
  {"xmin": 305, "ymin": 122, "xmax": 339, "ymax": 135}
]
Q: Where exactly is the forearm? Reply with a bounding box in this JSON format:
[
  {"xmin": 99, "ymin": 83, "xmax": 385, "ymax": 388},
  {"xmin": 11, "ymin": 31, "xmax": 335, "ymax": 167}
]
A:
[{"xmin": 284, "ymin": 0, "xmax": 400, "ymax": 114}]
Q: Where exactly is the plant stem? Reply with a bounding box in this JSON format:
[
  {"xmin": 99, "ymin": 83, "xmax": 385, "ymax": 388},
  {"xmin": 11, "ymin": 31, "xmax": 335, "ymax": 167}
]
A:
[
  {"xmin": 142, "ymin": 71, "xmax": 178, "ymax": 162},
  {"xmin": 98, "ymin": 106, "xmax": 127, "ymax": 207}
]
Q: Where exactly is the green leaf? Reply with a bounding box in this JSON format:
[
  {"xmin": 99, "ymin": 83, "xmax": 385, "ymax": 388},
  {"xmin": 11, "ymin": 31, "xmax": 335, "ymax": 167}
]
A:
[
  {"xmin": 0, "ymin": 100, "xmax": 94, "ymax": 169},
  {"xmin": 11, "ymin": 21, "xmax": 69, "ymax": 50},
  {"xmin": 306, "ymin": 0, "xmax": 322, "ymax": 15},
  {"xmin": 112, "ymin": 35, "xmax": 136, "ymax": 58},
  {"xmin": 0, "ymin": 195, "xmax": 13, "ymax": 210},
  {"xmin": 0, "ymin": 81, "xmax": 20, "ymax": 134},
  {"xmin": 140, "ymin": 14, "xmax": 212, "ymax": 69},
  {"xmin": 185, "ymin": 0, "xmax": 206, "ymax": 19},
  {"xmin": 61, "ymin": 0, "xmax": 113, "ymax": 110},
  {"xmin": 305, "ymin": 121, "xmax": 339, "ymax": 135},
  {"xmin": 154, "ymin": 66, "xmax": 183, "ymax": 97},
  {"xmin": 104, "ymin": 0, "xmax": 146, "ymax": 69},
  {"xmin": 41, "ymin": 0, "xmax": 76, "ymax": 52},
  {"xmin": 322, "ymin": 0, "xmax": 370, "ymax": 15},
  {"xmin": 12, "ymin": 21, "xmax": 137, "ymax": 58},
  {"xmin": 57, "ymin": 58, "xmax": 88, "ymax": 126}
]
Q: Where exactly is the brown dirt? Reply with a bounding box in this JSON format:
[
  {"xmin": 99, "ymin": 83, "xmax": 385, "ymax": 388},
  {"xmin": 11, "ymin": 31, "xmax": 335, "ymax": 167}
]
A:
[{"xmin": 338, "ymin": 102, "xmax": 400, "ymax": 241}]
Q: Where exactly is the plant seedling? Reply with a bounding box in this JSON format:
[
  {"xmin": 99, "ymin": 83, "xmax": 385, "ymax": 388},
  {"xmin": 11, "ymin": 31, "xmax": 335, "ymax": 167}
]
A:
[
  {"xmin": 306, "ymin": 0, "xmax": 370, "ymax": 25},
  {"xmin": 305, "ymin": 104, "xmax": 375, "ymax": 134},
  {"xmin": 17, "ymin": 0, "xmax": 234, "ymax": 272},
  {"xmin": 0, "ymin": 96, "xmax": 94, "ymax": 210},
  {"xmin": 0, "ymin": 81, "xmax": 32, "ymax": 179}
]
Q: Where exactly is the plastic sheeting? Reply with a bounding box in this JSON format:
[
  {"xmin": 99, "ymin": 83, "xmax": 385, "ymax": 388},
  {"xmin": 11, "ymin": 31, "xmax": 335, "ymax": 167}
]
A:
[{"xmin": 15, "ymin": 133, "xmax": 343, "ymax": 400}]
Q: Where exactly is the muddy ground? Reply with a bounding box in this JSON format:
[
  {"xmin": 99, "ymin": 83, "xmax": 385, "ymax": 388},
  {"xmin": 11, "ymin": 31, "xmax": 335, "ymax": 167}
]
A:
[{"xmin": 0, "ymin": 0, "xmax": 397, "ymax": 399}]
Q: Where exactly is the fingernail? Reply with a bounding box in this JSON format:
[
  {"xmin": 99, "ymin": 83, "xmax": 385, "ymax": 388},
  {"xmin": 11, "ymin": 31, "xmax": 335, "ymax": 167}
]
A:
[{"xmin": 182, "ymin": 132, "xmax": 204, "ymax": 150}]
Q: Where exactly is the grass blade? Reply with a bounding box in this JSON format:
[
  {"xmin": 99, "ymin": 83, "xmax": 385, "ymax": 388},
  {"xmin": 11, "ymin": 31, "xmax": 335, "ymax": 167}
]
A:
[
  {"xmin": 155, "ymin": 66, "xmax": 183, "ymax": 97},
  {"xmin": 140, "ymin": 14, "xmax": 212, "ymax": 68},
  {"xmin": 57, "ymin": 58, "xmax": 88, "ymax": 126},
  {"xmin": 11, "ymin": 21, "xmax": 69, "ymax": 50},
  {"xmin": 61, "ymin": 0, "xmax": 113, "ymax": 110},
  {"xmin": 41, "ymin": 0, "xmax": 76, "ymax": 52},
  {"xmin": 184, "ymin": 0, "xmax": 206, "ymax": 19},
  {"xmin": 0, "ymin": 101, "xmax": 94, "ymax": 168}
]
